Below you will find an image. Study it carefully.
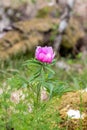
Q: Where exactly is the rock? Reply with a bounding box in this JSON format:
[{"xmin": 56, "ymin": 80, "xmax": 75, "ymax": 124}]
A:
[
  {"xmin": 62, "ymin": 17, "xmax": 85, "ymax": 48},
  {"xmin": 56, "ymin": 60, "xmax": 71, "ymax": 71},
  {"xmin": 0, "ymin": 17, "xmax": 85, "ymax": 60},
  {"xmin": 58, "ymin": 90, "xmax": 87, "ymax": 130},
  {"xmin": 0, "ymin": 18, "xmax": 59, "ymax": 60},
  {"xmin": 36, "ymin": 5, "xmax": 60, "ymax": 18},
  {"xmin": 11, "ymin": 90, "xmax": 25, "ymax": 104}
]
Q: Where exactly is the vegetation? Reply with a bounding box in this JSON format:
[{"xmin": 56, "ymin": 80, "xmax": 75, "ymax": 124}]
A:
[
  {"xmin": 0, "ymin": 0, "xmax": 87, "ymax": 129},
  {"xmin": 0, "ymin": 51, "xmax": 87, "ymax": 129}
]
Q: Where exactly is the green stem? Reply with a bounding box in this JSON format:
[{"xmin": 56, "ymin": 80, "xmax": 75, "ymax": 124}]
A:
[
  {"xmin": 36, "ymin": 83, "xmax": 41, "ymax": 108},
  {"xmin": 36, "ymin": 66, "xmax": 45, "ymax": 108}
]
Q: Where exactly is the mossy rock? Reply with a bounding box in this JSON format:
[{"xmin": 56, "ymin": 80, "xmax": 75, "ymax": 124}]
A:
[
  {"xmin": 0, "ymin": 17, "xmax": 85, "ymax": 60},
  {"xmin": 58, "ymin": 90, "xmax": 87, "ymax": 130},
  {"xmin": 36, "ymin": 5, "xmax": 60, "ymax": 18},
  {"xmin": 62, "ymin": 17, "xmax": 85, "ymax": 48},
  {"xmin": 0, "ymin": 18, "xmax": 59, "ymax": 60}
]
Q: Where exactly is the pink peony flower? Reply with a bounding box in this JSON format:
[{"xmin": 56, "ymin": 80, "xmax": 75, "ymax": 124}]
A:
[{"xmin": 35, "ymin": 46, "xmax": 55, "ymax": 63}]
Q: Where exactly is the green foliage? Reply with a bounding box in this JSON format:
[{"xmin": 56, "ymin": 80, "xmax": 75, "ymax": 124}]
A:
[
  {"xmin": 0, "ymin": 57, "xmax": 71, "ymax": 130},
  {"xmin": 23, "ymin": 58, "xmax": 70, "ymax": 99},
  {"xmin": 0, "ymin": 53, "xmax": 87, "ymax": 130}
]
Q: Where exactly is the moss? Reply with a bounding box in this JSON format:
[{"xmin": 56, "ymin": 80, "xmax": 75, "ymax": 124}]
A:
[
  {"xmin": 62, "ymin": 18, "xmax": 85, "ymax": 48},
  {"xmin": 13, "ymin": 18, "xmax": 59, "ymax": 33},
  {"xmin": 37, "ymin": 6, "xmax": 60, "ymax": 18},
  {"xmin": 0, "ymin": 17, "xmax": 85, "ymax": 60},
  {"xmin": 0, "ymin": 18, "xmax": 59, "ymax": 60},
  {"xmin": 58, "ymin": 90, "xmax": 87, "ymax": 130}
]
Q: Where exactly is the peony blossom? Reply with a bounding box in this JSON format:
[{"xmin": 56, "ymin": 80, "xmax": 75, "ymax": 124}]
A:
[{"xmin": 35, "ymin": 46, "xmax": 55, "ymax": 63}]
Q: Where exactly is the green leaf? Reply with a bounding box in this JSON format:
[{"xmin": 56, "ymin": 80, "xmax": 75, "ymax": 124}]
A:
[
  {"xmin": 8, "ymin": 75, "xmax": 28, "ymax": 89},
  {"xmin": 44, "ymin": 83, "xmax": 54, "ymax": 99},
  {"xmin": 50, "ymin": 59, "xmax": 57, "ymax": 65},
  {"xmin": 53, "ymin": 84, "xmax": 73, "ymax": 97},
  {"xmin": 23, "ymin": 59, "xmax": 42, "ymax": 67},
  {"xmin": 28, "ymin": 68, "xmax": 41, "ymax": 83},
  {"xmin": 45, "ymin": 66, "xmax": 55, "ymax": 74},
  {"xmin": 49, "ymin": 84, "xmax": 54, "ymax": 99}
]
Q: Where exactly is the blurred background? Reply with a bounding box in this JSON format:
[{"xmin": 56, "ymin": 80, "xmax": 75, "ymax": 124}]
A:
[{"xmin": 0, "ymin": 0, "xmax": 87, "ymax": 81}]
